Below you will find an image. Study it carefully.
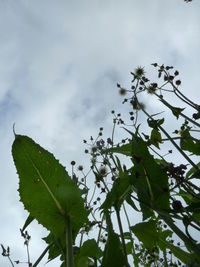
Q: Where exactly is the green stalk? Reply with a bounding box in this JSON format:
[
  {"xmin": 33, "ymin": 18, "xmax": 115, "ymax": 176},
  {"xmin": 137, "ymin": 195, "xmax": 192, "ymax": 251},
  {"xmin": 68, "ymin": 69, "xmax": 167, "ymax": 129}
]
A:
[
  {"xmin": 8, "ymin": 256, "xmax": 14, "ymax": 267},
  {"xmin": 123, "ymin": 203, "xmax": 139, "ymax": 267},
  {"xmin": 32, "ymin": 243, "xmax": 53, "ymax": 267},
  {"xmin": 114, "ymin": 204, "xmax": 129, "ymax": 267},
  {"xmin": 97, "ymin": 213, "xmax": 105, "ymax": 246},
  {"xmin": 66, "ymin": 216, "xmax": 74, "ymax": 267}
]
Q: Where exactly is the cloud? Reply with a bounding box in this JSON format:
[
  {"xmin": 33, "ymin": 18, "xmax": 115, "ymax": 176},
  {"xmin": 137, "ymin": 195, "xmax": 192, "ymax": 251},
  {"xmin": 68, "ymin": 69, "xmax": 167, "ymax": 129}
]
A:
[{"xmin": 0, "ymin": 0, "xmax": 200, "ymax": 266}]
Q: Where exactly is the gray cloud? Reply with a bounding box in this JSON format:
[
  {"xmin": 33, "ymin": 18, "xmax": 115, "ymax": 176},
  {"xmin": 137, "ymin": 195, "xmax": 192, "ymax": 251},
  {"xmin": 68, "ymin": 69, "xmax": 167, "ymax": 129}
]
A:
[{"xmin": 0, "ymin": 0, "xmax": 200, "ymax": 266}]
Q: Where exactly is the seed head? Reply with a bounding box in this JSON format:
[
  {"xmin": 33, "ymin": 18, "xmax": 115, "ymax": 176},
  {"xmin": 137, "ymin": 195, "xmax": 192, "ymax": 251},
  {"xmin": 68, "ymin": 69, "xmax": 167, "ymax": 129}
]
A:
[
  {"xmin": 77, "ymin": 165, "xmax": 83, "ymax": 171},
  {"xmin": 119, "ymin": 87, "xmax": 127, "ymax": 96},
  {"xmin": 71, "ymin": 161, "xmax": 76, "ymax": 166},
  {"xmin": 135, "ymin": 66, "xmax": 145, "ymax": 78},
  {"xmin": 175, "ymin": 80, "xmax": 181, "ymax": 86},
  {"xmin": 99, "ymin": 166, "xmax": 107, "ymax": 177}
]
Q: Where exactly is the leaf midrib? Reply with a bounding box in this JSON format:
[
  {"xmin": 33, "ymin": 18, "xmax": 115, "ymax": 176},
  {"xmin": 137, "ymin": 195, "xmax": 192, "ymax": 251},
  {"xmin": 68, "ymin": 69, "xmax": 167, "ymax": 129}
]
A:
[{"xmin": 23, "ymin": 146, "xmax": 66, "ymax": 217}]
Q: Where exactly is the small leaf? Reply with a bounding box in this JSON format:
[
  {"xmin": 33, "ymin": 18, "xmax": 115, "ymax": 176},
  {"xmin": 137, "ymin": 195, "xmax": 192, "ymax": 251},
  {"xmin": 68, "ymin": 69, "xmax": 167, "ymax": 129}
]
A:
[
  {"xmin": 150, "ymin": 129, "xmax": 162, "ymax": 148},
  {"xmin": 171, "ymin": 106, "xmax": 185, "ymax": 119},
  {"xmin": 159, "ymin": 98, "xmax": 185, "ymax": 119},
  {"xmin": 147, "ymin": 118, "xmax": 164, "ymax": 129}
]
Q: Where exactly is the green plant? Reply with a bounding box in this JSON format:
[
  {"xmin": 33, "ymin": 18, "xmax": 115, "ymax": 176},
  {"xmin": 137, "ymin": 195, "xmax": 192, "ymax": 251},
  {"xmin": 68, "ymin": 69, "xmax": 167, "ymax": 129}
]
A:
[{"xmin": 2, "ymin": 63, "xmax": 200, "ymax": 267}]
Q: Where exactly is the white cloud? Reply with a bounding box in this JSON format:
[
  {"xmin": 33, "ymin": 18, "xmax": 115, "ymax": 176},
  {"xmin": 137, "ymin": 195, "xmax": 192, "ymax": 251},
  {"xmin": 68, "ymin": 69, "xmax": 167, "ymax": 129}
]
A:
[{"xmin": 0, "ymin": 0, "xmax": 200, "ymax": 266}]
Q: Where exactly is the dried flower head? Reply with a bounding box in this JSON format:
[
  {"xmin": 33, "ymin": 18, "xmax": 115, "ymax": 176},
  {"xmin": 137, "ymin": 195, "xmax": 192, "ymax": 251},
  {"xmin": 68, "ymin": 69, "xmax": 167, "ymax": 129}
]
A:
[
  {"xmin": 77, "ymin": 165, "xmax": 83, "ymax": 171},
  {"xmin": 91, "ymin": 146, "xmax": 97, "ymax": 153},
  {"xmin": 175, "ymin": 80, "xmax": 181, "ymax": 86},
  {"xmin": 119, "ymin": 87, "xmax": 127, "ymax": 96},
  {"xmin": 130, "ymin": 98, "xmax": 145, "ymax": 110},
  {"xmin": 135, "ymin": 66, "xmax": 145, "ymax": 78},
  {"xmin": 147, "ymin": 83, "xmax": 157, "ymax": 94},
  {"xmin": 99, "ymin": 166, "xmax": 107, "ymax": 177}
]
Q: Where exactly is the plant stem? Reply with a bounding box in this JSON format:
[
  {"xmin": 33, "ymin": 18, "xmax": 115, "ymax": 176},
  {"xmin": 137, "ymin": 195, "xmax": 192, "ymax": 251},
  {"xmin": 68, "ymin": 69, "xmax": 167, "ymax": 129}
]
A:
[
  {"xmin": 97, "ymin": 213, "xmax": 105, "ymax": 246},
  {"xmin": 32, "ymin": 243, "xmax": 53, "ymax": 267},
  {"xmin": 115, "ymin": 204, "xmax": 129, "ymax": 267},
  {"xmin": 123, "ymin": 203, "xmax": 138, "ymax": 267},
  {"xmin": 8, "ymin": 256, "xmax": 14, "ymax": 267},
  {"xmin": 66, "ymin": 216, "xmax": 74, "ymax": 267},
  {"xmin": 25, "ymin": 242, "xmax": 31, "ymax": 266}
]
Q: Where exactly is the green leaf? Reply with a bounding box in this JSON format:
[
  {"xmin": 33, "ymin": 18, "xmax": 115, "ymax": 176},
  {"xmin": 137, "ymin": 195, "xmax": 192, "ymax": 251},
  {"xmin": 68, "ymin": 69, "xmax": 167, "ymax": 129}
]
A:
[
  {"xmin": 74, "ymin": 256, "xmax": 88, "ymax": 267},
  {"xmin": 131, "ymin": 220, "xmax": 193, "ymax": 264},
  {"xmin": 171, "ymin": 107, "xmax": 185, "ymax": 119},
  {"xmin": 21, "ymin": 214, "xmax": 35, "ymax": 232},
  {"xmin": 101, "ymin": 212, "xmax": 128, "ymax": 267},
  {"xmin": 79, "ymin": 239, "xmax": 102, "ymax": 259},
  {"xmin": 150, "ymin": 129, "xmax": 162, "ymax": 148},
  {"xmin": 157, "ymin": 229, "xmax": 172, "ymax": 251},
  {"xmin": 180, "ymin": 129, "xmax": 200, "ymax": 155},
  {"xmin": 75, "ymin": 239, "xmax": 102, "ymax": 267},
  {"xmin": 147, "ymin": 118, "xmax": 164, "ymax": 129},
  {"xmin": 43, "ymin": 233, "xmax": 64, "ymax": 262},
  {"xmin": 125, "ymin": 195, "xmax": 140, "ymax": 212},
  {"xmin": 115, "ymin": 155, "xmax": 123, "ymax": 173},
  {"xmin": 12, "ymin": 135, "xmax": 88, "ymax": 239},
  {"xmin": 186, "ymin": 162, "xmax": 200, "ymax": 179},
  {"xmin": 159, "ymin": 98, "xmax": 185, "ymax": 119},
  {"xmin": 101, "ymin": 172, "xmax": 131, "ymax": 210},
  {"xmin": 126, "ymin": 242, "xmax": 133, "ymax": 254},
  {"xmin": 177, "ymin": 189, "xmax": 194, "ymax": 205},
  {"xmin": 131, "ymin": 135, "xmax": 170, "ymax": 220},
  {"xmin": 105, "ymin": 143, "xmax": 132, "ymax": 157},
  {"xmin": 131, "ymin": 221, "xmax": 158, "ymax": 249},
  {"xmin": 159, "ymin": 239, "xmax": 195, "ymax": 264}
]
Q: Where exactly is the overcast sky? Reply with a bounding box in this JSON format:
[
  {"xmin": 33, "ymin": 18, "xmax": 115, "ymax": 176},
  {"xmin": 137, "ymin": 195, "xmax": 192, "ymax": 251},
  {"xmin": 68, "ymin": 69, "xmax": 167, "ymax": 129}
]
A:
[{"xmin": 0, "ymin": 0, "xmax": 200, "ymax": 266}]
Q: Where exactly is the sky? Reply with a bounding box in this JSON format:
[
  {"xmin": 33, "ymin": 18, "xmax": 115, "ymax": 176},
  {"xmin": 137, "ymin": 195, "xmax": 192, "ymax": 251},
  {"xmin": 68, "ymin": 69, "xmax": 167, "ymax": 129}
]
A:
[{"xmin": 0, "ymin": 0, "xmax": 200, "ymax": 266}]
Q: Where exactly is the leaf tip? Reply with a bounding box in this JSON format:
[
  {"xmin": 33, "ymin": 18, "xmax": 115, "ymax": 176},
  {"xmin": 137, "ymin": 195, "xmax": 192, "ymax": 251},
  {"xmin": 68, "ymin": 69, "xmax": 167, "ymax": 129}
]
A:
[{"xmin": 13, "ymin": 123, "xmax": 17, "ymax": 138}]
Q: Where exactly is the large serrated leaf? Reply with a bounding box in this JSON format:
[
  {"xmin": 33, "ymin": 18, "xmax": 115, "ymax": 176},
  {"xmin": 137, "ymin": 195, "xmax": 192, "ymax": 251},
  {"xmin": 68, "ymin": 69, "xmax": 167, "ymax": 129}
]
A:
[
  {"xmin": 131, "ymin": 134, "xmax": 170, "ymax": 220},
  {"xmin": 12, "ymin": 135, "xmax": 88, "ymax": 239}
]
